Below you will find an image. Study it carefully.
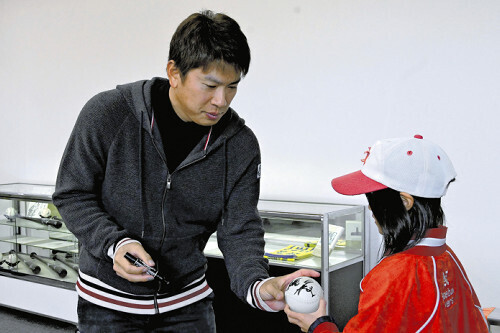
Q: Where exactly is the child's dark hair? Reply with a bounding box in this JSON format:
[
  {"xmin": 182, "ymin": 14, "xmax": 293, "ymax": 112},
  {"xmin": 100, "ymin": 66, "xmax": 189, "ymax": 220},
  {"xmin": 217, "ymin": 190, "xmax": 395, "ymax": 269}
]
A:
[
  {"xmin": 365, "ymin": 188, "xmax": 445, "ymax": 256},
  {"xmin": 168, "ymin": 10, "xmax": 251, "ymax": 79}
]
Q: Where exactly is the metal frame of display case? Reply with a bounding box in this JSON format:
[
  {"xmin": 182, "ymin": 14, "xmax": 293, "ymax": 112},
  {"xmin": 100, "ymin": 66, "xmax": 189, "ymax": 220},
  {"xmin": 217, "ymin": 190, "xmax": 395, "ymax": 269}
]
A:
[
  {"xmin": 259, "ymin": 200, "xmax": 365, "ymax": 316},
  {"xmin": 0, "ymin": 183, "xmax": 78, "ymax": 323}
]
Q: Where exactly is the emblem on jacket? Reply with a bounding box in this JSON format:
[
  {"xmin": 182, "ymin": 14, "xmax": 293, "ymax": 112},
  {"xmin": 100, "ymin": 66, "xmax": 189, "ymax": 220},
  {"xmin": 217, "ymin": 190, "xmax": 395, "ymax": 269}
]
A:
[
  {"xmin": 441, "ymin": 270, "xmax": 455, "ymax": 308},
  {"xmin": 443, "ymin": 271, "xmax": 450, "ymax": 287}
]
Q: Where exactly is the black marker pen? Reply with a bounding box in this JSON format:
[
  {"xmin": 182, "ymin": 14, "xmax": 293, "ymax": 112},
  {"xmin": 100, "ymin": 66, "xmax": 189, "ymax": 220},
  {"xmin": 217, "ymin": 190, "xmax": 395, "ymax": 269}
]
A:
[{"xmin": 124, "ymin": 252, "xmax": 167, "ymax": 283}]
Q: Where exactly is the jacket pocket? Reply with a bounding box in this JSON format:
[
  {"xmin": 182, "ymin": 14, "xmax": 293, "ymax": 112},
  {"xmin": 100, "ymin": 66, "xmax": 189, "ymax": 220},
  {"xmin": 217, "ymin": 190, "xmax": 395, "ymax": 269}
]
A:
[{"xmin": 159, "ymin": 232, "xmax": 208, "ymax": 283}]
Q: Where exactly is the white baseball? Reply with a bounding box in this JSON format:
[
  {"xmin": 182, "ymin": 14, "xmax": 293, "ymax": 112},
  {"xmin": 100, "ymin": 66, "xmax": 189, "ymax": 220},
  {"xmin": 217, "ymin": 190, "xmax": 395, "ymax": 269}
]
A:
[
  {"xmin": 40, "ymin": 207, "xmax": 52, "ymax": 218},
  {"xmin": 285, "ymin": 276, "xmax": 323, "ymax": 313},
  {"xmin": 5, "ymin": 207, "xmax": 16, "ymax": 218}
]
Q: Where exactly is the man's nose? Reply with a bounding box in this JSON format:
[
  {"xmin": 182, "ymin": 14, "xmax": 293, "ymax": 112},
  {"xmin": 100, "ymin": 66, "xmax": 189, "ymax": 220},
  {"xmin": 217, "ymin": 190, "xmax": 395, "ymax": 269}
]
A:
[{"xmin": 211, "ymin": 88, "xmax": 227, "ymax": 107}]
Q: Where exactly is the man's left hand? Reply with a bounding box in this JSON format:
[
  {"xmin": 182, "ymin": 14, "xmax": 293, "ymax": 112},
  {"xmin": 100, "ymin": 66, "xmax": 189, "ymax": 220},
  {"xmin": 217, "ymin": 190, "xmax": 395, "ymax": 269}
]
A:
[{"xmin": 259, "ymin": 269, "xmax": 320, "ymax": 311}]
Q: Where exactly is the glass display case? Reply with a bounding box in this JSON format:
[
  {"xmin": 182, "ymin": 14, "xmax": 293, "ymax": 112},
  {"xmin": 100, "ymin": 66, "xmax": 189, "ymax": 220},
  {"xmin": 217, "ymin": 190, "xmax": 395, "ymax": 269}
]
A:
[
  {"xmin": 204, "ymin": 199, "xmax": 365, "ymax": 290},
  {"xmin": 0, "ymin": 184, "xmax": 365, "ymax": 329},
  {"xmin": 204, "ymin": 199, "xmax": 366, "ymax": 331},
  {"xmin": 0, "ymin": 183, "xmax": 79, "ymax": 288}
]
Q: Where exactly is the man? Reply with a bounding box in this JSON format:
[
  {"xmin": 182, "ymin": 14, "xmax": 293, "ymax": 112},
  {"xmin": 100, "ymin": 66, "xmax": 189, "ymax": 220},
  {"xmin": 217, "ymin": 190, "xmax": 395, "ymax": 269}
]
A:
[{"xmin": 53, "ymin": 10, "xmax": 317, "ymax": 332}]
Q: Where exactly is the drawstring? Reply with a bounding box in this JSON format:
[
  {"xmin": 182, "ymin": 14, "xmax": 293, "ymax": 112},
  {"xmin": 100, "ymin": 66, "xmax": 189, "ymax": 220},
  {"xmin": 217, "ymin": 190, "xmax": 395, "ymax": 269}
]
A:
[
  {"xmin": 139, "ymin": 112, "xmax": 146, "ymax": 237},
  {"xmin": 151, "ymin": 110, "xmax": 155, "ymax": 132},
  {"xmin": 221, "ymin": 139, "xmax": 227, "ymax": 225},
  {"xmin": 204, "ymin": 126, "xmax": 213, "ymax": 151},
  {"xmin": 201, "ymin": 126, "xmax": 226, "ymax": 225}
]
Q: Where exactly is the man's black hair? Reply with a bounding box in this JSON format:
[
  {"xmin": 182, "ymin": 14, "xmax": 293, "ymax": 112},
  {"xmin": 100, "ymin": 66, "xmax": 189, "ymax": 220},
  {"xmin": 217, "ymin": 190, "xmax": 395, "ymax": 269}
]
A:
[
  {"xmin": 168, "ymin": 10, "xmax": 250, "ymax": 78},
  {"xmin": 365, "ymin": 188, "xmax": 445, "ymax": 256}
]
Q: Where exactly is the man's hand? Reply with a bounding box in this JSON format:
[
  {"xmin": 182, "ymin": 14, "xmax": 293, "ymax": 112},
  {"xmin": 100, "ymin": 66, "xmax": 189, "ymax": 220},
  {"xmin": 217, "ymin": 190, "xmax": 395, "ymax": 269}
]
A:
[
  {"xmin": 284, "ymin": 298, "xmax": 328, "ymax": 332},
  {"xmin": 259, "ymin": 269, "xmax": 320, "ymax": 311},
  {"xmin": 113, "ymin": 242, "xmax": 155, "ymax": 282}
]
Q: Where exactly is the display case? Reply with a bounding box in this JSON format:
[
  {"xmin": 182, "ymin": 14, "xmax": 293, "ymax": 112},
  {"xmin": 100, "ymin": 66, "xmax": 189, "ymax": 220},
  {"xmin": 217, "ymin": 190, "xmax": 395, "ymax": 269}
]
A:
[
  {"xmin": 204, "ymin": 199, "xmax": 366, "ymax": 332},
  {"xmin": 0, "ymin": 184, "xmax": 366, "ymax": 330},
  {"xmin": 0, "ymin": 183, "xmax": 78, "ymax": 323}
]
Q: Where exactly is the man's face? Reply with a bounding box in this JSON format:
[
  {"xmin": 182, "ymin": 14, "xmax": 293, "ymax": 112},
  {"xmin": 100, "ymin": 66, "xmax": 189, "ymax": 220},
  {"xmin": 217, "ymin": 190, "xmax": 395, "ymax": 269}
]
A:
[{"xmin": 168, "ymin": 61, "xmax": 241, "ymax": 126}]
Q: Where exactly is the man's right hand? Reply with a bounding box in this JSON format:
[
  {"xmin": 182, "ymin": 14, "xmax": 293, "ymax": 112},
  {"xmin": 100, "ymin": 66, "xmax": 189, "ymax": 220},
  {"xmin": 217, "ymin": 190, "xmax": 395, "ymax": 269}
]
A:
[{"xmin": 113, "ymin": 242, "xmax": 156, "ymax": 282}]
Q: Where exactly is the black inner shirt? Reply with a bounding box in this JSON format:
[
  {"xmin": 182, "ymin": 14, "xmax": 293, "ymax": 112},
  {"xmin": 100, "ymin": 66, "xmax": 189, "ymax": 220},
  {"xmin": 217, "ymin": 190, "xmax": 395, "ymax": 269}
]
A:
[{"xmin": 151, "ymin": 80, "xmax": 210, "ymax": 172}]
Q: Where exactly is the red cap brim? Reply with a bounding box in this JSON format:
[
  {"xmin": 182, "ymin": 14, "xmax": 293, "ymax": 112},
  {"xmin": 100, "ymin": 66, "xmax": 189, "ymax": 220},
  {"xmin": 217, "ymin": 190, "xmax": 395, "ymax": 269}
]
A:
[{"xmin": 331, "ymin": 170, "xmax": 387, "ymax": 195}]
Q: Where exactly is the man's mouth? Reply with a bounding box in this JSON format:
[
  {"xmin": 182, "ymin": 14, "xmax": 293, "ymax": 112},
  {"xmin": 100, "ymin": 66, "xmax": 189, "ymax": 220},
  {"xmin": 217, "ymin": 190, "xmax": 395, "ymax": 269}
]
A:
[{"xmin": 205, "ymin": 111, "xmax": 222, "ymax": 120}]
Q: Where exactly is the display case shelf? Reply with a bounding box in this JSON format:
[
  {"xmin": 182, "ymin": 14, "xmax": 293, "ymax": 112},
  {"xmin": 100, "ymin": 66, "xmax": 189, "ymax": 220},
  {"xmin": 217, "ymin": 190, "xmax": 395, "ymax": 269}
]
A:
[
  {"xmin": 0, "ymin": 183, "xmax": 78, "ymax": 287},
  {"xmin": 0, "ymin": 183, "xmax": 79, "ymax": 323}
]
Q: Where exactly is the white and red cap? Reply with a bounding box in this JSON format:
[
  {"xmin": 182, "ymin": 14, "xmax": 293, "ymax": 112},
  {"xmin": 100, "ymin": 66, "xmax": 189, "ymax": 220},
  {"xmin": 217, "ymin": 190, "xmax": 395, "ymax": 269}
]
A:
[{"xmin": 331, "ymin": 135, "xmax": 456, "ymax": 198}]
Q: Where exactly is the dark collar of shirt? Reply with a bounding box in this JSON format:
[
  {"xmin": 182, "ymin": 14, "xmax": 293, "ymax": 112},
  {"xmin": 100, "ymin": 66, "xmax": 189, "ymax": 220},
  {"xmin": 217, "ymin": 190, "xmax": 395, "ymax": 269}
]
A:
[{"xmin": 151, "ymin": 79, "xmax": 227, "ymax": 172}]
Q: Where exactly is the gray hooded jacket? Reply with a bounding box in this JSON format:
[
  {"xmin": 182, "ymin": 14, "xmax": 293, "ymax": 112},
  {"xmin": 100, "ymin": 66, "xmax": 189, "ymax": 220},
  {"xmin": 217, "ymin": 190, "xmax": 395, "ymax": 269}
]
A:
[{"xmin": 53, "ymin": 77, "xmax": 269, "ymax": 300}]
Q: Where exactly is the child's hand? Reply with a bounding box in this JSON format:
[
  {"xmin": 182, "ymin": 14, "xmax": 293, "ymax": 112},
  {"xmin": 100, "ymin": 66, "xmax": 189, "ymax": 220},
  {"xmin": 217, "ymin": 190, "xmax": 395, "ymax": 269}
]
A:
[{"xmin": 284, "ymin": 298, "xmax": 327, "ymax": 332}]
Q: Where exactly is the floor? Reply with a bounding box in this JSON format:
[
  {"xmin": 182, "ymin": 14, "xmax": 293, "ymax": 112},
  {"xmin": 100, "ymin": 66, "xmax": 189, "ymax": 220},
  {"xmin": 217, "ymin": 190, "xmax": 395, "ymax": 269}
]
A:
[
  {"xmin": 1, "ymin": 304, "xmax": 499, "ymax": 333},
  {"xmin": 0, "ymin": 306, "xmax": 77, "ymax": 333}
]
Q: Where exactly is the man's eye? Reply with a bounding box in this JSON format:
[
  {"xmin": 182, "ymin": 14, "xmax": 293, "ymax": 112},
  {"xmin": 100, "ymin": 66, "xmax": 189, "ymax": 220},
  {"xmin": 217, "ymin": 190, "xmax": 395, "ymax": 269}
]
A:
[{"xmin": 205, "ymin": 84, "xmax": 216, "ymax": 88}]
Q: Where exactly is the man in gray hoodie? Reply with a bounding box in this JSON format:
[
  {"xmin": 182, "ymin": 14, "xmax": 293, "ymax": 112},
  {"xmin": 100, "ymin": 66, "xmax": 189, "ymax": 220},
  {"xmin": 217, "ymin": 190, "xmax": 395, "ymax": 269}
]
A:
[{"xmin": 53, "ymin": 10, "xmax": 317, "ymax": 332}]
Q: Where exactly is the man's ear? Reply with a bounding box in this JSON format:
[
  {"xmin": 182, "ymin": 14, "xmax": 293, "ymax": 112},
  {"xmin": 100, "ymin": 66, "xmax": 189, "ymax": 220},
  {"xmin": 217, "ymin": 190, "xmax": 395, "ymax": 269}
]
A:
[
  {"xmin": 166, "ymin": 60, "xmax": 181, "ymax": 88},
  {"xmin": 400, "ymin": 192, "xmax": 414, "ymax": 211}
]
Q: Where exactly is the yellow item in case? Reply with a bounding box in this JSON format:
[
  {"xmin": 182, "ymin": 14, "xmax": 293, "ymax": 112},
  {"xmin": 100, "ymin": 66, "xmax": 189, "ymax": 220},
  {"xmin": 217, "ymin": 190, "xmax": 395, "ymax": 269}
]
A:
[
  {"xmin": 303, "ymin": 241, "xmax": 318, "ymax": 248},
  {"xmin": 264, "ymin": 245, "xmax": 315, "ymax": 261}
]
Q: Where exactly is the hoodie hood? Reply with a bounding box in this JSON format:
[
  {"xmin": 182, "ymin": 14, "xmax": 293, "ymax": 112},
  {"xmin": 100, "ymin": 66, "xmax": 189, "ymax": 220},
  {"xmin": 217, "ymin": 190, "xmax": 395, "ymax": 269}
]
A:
[{"xmin": 116, "ymin": 77, "xmax": 246, "ymax": 153}]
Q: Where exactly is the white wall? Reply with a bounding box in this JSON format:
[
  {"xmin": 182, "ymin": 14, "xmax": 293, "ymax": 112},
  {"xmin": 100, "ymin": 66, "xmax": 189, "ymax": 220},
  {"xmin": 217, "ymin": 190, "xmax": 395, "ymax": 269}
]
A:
[{"xmin": 1, "ymin": 0, "xmax": 499, "ymax": 307}]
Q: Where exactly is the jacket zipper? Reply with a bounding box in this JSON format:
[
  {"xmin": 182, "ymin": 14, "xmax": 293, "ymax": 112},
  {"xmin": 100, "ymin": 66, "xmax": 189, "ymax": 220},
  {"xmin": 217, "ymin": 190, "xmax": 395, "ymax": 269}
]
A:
[
  {"xmin": 151, "ymin": 137, "xmax": 207, "ymax": 308},
  {"xmin": 150, "ymin": 136, "xmax": 168, "ymax": 313},
  {"xmin": 150, "ymin": 133, "xmax": 209, "ymax": 312}
]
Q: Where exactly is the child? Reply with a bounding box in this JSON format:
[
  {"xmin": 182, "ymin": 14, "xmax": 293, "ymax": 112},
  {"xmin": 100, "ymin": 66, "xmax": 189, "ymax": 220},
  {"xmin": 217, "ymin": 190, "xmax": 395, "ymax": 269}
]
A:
[{"xmin": 285, "ymin": 135, "xmax": 489, "ymax": 332}]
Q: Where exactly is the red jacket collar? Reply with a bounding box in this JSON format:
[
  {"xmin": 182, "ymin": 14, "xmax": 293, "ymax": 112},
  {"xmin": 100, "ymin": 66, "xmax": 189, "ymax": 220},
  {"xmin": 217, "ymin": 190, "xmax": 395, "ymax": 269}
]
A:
[{"xmin": 403, "ymin": 226, "xmax": 448, "ymax": 256}]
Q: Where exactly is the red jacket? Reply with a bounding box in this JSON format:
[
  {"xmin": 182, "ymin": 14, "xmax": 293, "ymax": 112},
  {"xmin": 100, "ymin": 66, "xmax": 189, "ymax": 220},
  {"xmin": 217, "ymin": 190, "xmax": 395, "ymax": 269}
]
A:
[{"xmin": 314, "ymin": 227, "xmax": 488, "ymax": 333}]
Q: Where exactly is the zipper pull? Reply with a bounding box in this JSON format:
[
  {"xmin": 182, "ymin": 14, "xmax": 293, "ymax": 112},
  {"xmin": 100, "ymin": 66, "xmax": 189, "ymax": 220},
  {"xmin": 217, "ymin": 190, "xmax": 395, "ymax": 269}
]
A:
[{"xmin": 167, "ymin": 174, "xmax": 172, "ymax": 190}]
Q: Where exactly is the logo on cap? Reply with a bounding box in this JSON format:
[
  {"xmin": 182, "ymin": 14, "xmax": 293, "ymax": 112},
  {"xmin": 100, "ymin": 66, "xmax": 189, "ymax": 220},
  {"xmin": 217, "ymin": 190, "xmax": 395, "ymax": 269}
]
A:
[{"xmin": 361, "ymin": 147, "xmax": 371, "ymax": 165}]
